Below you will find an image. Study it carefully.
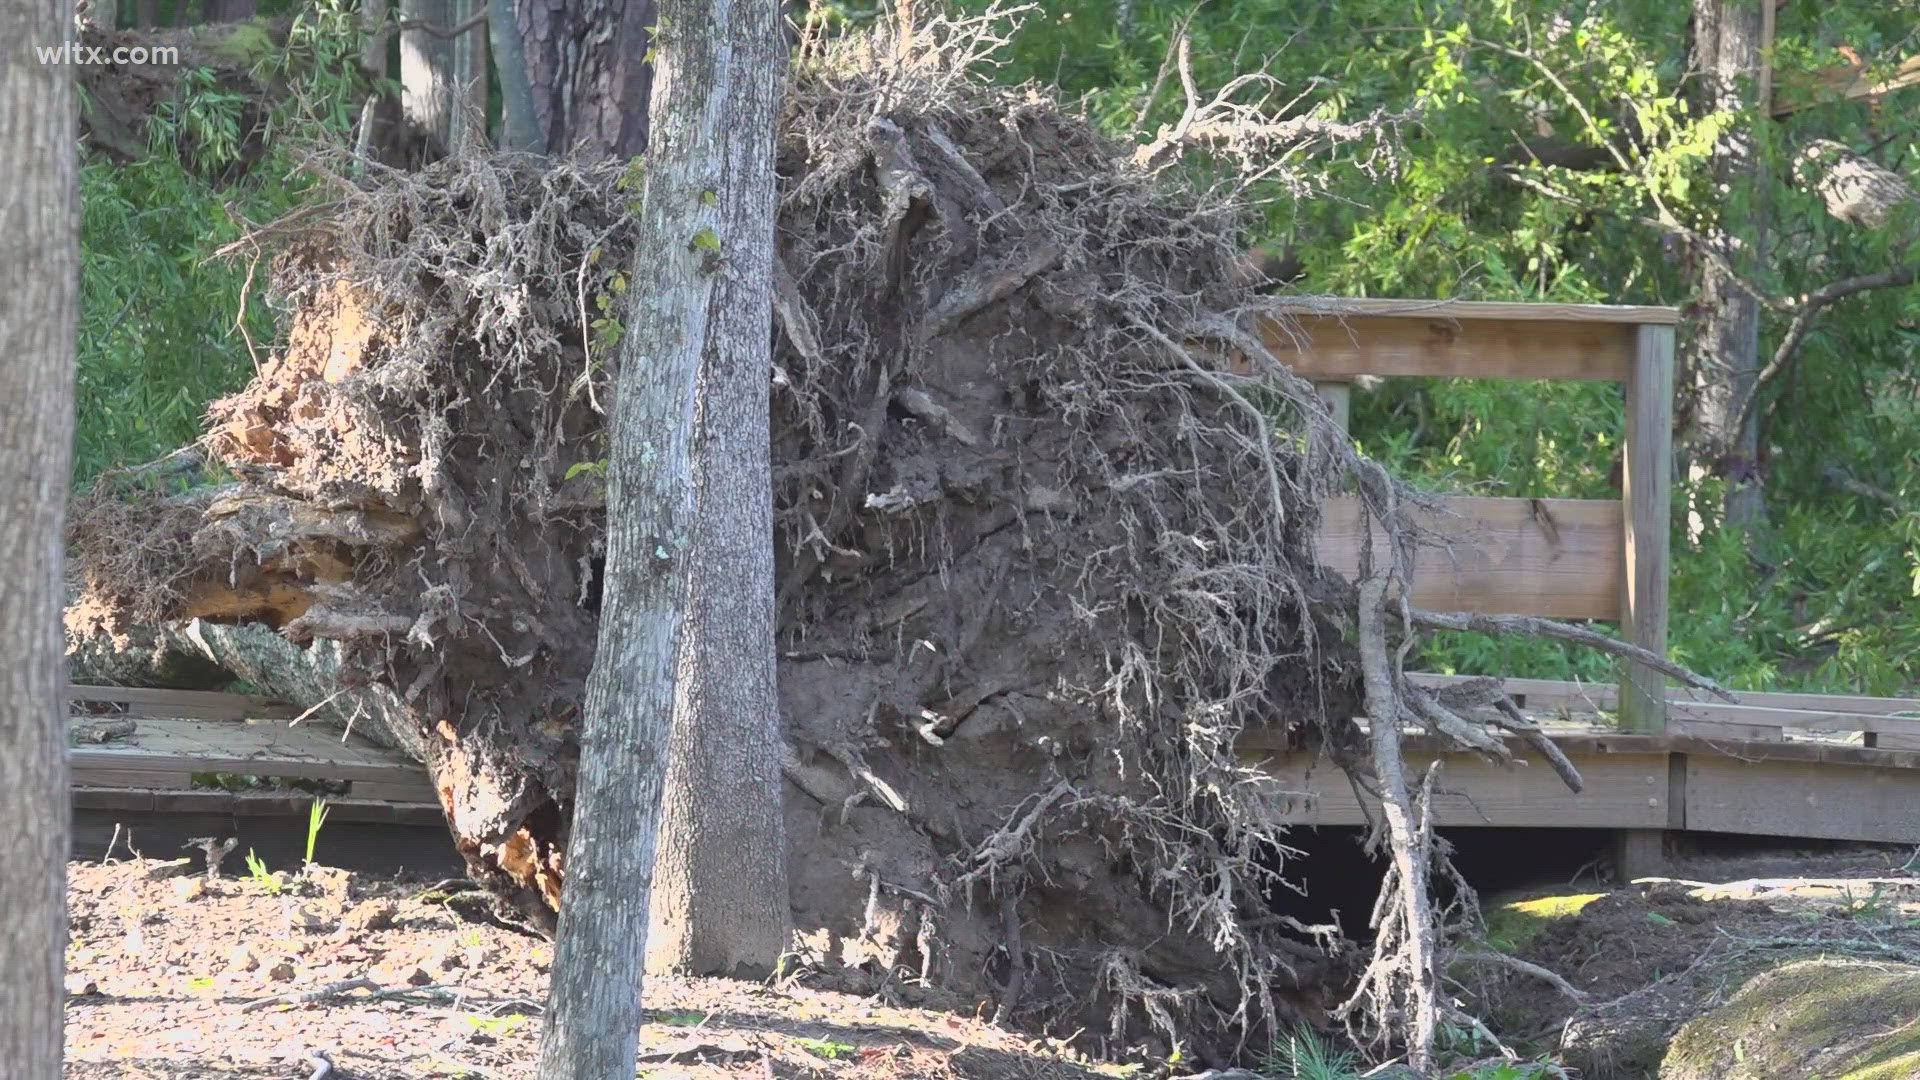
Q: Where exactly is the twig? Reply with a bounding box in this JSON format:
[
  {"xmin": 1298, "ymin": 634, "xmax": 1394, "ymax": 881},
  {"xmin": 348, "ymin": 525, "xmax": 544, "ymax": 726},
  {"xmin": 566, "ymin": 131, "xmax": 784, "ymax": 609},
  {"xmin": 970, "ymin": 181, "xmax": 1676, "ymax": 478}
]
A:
[
  {"xmin": 242, "ymin": 975, "xmax": 379, "ymax": 1013},
  {"xmin": 1132, "ymin": 4, "xmax": 1206, "ymax": 131},
  {"xmin": 1402, "ymin": 607, "xmax": 1735, "ymax": 701},
  {"xmin": 396, "ymin": 5, "xmax": 488, "ymax": 38},
  {"xmin": 186, "ymin": 836, "xmax": 240, "ymax": 881},
  {"xmin": 306, "ymin": 1049, "xmax": 337, "ymax": 1080},
  {"xmin": 1453, "ymin": 949, "xmax": 1587, "ymax": 1001},
  {"xmin": 1734, "ymin": 263, "xmax": 1918, "ymax": 435},
  {"xmin": 288, "ymin": 688, "xmax": 347, "ymax": 727}
]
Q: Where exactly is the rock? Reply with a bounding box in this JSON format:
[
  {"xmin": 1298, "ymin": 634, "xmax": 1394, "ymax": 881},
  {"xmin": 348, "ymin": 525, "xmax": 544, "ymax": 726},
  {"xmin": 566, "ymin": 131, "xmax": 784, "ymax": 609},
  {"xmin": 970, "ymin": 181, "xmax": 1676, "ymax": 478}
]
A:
[
  {"xmin": 343, "ymin": 899, "xmax": 397, "ymax": 934},
  {"xmin": 286, "ymin": 901, "xmax": 333, "ymax": 933},
  {"xmin": 1661, "ymin": 958, "xmax": 1920, "ymax": 1078},
  {"xmin": 65, "ymin": 974, "xmax": 99, "ymax": 997},
  {"xmin": 269, "ymin": 961, "xmax": 297, "ymax": 982},
  {"xmin": 406, "ymin": 966, "xmax": 434, "ymax": 986}
]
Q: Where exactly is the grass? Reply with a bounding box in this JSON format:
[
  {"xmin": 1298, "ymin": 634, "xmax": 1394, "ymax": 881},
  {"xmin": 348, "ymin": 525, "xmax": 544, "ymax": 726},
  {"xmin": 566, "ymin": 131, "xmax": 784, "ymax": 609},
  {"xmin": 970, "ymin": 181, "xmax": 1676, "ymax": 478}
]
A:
[
  {"xmin": 794, "ymin": 1038, "xmax": 858, "ymax": 1060},
  {"xmin": 242, "ymin": 849, "xmax": 282, "ymax": 895},
  {"xmin": 304, "ymin": 797, "xmax": 329, "ymax": 865},
  {"xmin": 1261, "ymin": 1026, "xmax": 1360, "ymax": 1080}
]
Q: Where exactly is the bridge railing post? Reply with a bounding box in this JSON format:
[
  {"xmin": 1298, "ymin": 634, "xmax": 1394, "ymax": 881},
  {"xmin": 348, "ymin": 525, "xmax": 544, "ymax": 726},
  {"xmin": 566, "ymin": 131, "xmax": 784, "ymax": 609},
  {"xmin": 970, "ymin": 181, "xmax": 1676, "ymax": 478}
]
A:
[{"xmin": 1619, "ymin": 323, "xmax": 1674, "ymax": 734}]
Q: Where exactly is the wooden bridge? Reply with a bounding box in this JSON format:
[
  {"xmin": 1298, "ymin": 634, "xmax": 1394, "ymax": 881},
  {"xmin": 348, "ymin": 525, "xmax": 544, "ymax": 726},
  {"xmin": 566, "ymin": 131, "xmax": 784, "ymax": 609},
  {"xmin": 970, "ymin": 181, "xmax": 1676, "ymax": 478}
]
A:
[
  {"xmin": 1246, "ymin": 298, "xmax": 1920, "ymax": 875},
  {"xmin": 62, "ymin": 299, "xmax": 1920, "ymax": 877}
]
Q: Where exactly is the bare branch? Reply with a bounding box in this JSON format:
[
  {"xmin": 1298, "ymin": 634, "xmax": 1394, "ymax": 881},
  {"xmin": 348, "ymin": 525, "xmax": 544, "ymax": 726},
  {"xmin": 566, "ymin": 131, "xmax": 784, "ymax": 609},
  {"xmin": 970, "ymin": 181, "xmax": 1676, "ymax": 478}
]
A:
[
  {"xmin": 1735, "ymin": 263, "xmax": 1918, "ymax": 435},
  {"xmin": 396, "ymin": 5, "xmax": 489, "ymax": 39},
  {"xmin": 1402, "ymin": 607, "xmax": 1735, "ymax": 702}
]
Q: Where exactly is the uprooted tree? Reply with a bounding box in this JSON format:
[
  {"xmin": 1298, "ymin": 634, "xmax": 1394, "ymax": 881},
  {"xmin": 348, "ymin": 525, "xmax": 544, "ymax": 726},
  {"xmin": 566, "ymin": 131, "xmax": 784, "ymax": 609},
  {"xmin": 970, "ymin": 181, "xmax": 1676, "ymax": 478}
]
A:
[{"xmin": 66, "ymin": 8, "xmax": 1726, "ymax": 1068}]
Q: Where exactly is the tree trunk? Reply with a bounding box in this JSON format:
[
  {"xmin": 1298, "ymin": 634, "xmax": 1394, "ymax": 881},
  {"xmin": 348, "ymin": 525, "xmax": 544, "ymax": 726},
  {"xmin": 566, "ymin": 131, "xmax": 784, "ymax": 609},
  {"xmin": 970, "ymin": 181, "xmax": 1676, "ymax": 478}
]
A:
[
  {"xmin": 401, "ymin": 0, "xmax": 456, "ymax": 156},
  {"xmin": 0, "ymin": 0, "xmax": 78, "ymax": 1071},
  {"xmin": 536, "ymin": 0, "xmax": 780, "ymax": 1072},
  {"xmin": 641, "ymin": 0, "xmax": 789, "ymax": 981},
  {"xmin": 1686, "ymin": 0, "xmax": 1767, "ymax": 529},
  {"xmin": 514, "ymin": 0, "xmax": 654, "ymax": 157},
  {"xmin": 450, "ymin": 0, "xmax": 487, "ymax": 154},
  {"xmin": 487, "ymin": 0, "xmax": 540, "ymax": 151}
]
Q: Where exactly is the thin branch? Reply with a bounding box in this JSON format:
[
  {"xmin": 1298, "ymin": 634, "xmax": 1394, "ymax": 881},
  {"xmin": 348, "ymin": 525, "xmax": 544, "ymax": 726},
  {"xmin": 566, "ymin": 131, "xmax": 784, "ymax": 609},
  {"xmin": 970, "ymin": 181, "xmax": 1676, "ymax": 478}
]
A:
[
  {"xmin": 1735, "ymin": 263, "xmax": 1918, "ymax": 435},
  {"xmin": 1402, "ymin": 607, "xmax": 1734, "ymax": 701},
  {"xmin": 1133, "ymin": 3, "xmax": 1208, "ymax": 131},
  {"xmin": 1453, "ymin": 949, "xmax": 1588, "ymax": 1001},
  {"xmin": 396, "ymin": 5, "xmax": 489, "ymax": 39}
]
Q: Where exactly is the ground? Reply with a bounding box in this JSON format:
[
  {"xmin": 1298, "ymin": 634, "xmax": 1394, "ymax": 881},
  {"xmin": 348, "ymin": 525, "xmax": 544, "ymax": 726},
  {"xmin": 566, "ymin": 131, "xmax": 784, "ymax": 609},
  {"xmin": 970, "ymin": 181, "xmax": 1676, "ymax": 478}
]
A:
[
  {"xmin": 64, "ymin": 841, "xmax": 1920, "ymax": 1078},
  {"xmin": 62, "ymin": 859, "xmax": 1112, "ymax": 1080},
  {"xmin": 1470, "ymin": 842, "xmax": 1920, "ymax": 1077}
]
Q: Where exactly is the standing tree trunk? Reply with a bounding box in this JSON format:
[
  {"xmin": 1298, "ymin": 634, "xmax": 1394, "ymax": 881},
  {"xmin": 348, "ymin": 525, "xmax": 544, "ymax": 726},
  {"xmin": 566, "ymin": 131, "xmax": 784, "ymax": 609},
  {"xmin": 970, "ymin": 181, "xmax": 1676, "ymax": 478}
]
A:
[
  {"xmin": 0, "ymin": 0, "xmax": 78, "ymax": 1072},
  {"xmin": 450, "ymin": 0, "xmax": 488, "ymax": 154},
  {"xmin": 1687, "ymin": 0, "xmax": 1768, "ymax": 529},
  {"xmin": 535, "ymin": 0, "xmax": 784, "ymax": 1074},
  {"xmin": 401, "ymin": 0, "xmax": 456, "ymax": 156},
  {"xmin": 514, "ymin": 0, "xmax": 655, "ymax": 157},
  {"xmin": 642, "ymin": 0, "xmax": 788, "ymax": 981}
]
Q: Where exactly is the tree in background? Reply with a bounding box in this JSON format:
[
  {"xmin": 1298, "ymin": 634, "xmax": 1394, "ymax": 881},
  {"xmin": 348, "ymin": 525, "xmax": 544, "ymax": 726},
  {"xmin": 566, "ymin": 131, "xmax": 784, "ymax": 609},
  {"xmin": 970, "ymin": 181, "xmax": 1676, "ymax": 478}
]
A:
[
  {"xmin": 515, "ymin": 0, "xmax": 656, "ymax": 156},
  {"xmin": 0, "ymin": 0, "xmax": 79, "ymax": 1073},
  {"xmin": 951, "ymin": 0, "xmax": 1920, "ymax": 694}
]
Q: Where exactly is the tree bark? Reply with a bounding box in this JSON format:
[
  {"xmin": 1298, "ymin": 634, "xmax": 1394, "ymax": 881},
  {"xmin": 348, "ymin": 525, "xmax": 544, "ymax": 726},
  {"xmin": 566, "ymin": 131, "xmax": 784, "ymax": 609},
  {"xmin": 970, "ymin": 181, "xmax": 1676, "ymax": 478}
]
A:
[
  {"xmin": 535, "ymin": 0, "xmax": 782, "ymax": 1072},
  {"xmin": 401, "ymin": 0, "xmax": 456, "ymax": 156},
  {"xmin": 0, "ymin": 0, "xmax": 78, "ymax": 1072},
  {"xmin": 514, "ymin": 0, "xmax": 654, "ymax": 157},
  {"xmin": 450, "ymin": 0, "xmax": 487, "ymax": 154},
  {"xmin": 642, "ymin": 0, "xmax": 788, "ymax": 982},
  {"xmin": 1686, "ymin": 0, "xmax": 1767, "ymax": 529}
]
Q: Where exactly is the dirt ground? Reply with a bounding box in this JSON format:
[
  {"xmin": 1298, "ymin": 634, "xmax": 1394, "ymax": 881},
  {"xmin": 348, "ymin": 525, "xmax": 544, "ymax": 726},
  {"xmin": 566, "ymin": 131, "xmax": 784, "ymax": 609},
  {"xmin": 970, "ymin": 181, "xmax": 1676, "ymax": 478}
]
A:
[
  {"xmin": 1468, "ymin": 842, "xmax": 1920, "ymax": 1077},
  {"xmin": 65, "ymin": 841, "xmax": 1920, "ymax": 1079},
  {"xmin": 62, "ymin": 859, "xmax": 1115, "ymax": 1080}
]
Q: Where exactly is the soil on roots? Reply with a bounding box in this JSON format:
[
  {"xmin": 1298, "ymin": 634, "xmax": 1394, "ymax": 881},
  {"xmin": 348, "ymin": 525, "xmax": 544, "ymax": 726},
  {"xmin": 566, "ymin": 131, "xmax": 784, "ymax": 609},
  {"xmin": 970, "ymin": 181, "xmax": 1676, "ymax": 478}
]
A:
[{"xmin": 69, "ymin": 16, "xmax": 1384, "ymax": 1060}]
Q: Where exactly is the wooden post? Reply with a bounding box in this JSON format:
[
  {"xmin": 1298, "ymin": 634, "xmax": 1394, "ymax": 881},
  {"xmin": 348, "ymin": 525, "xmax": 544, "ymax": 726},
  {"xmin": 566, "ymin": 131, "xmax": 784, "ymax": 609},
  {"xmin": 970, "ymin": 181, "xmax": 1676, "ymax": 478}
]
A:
[
  {"xmin": 1314, "ymin": 381, "xmax": 1352, "ymax": 432},
  {"xmin": 1619, "ymin": 324, "xmax": 1674, "ymax": 733}
]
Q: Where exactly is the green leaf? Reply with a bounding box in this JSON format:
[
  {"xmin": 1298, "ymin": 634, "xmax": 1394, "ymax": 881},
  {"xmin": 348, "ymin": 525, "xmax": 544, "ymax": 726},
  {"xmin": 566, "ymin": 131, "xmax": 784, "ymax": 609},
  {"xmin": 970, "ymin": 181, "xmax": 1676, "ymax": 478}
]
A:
[{"xmin": 690, "ymin": 227, "xmax": 721, "ymax": 252}]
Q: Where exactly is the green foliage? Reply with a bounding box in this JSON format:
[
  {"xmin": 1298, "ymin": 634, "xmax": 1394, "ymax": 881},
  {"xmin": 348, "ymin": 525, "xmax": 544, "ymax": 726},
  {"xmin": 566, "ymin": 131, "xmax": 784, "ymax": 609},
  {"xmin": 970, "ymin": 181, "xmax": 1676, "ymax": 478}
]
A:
[
  {"xmin": 1441, "ymin": 1062, "xmax": 1563, "ymax": 1080},
  {"xmin": 1260, "ymin": 1026, "xmax": 1361, "ymax": 1080},
  {"xmin": 304, "ymin": 798, "xmax": 329, "ymax": 865},
  {"xmin": 76, "ymin": 0, "xmax": 368, "ymax": 483},
  {"xmin": 794, "ymin": 1038, "xmax": 858, "ymax": 1060},
  {"xmin": 953, "ymin": 0, "xmax": 1920, "ymax": 694},
  {"xmin": 243, "ymin": 848, "xmax": 282, "ymax": 894}
]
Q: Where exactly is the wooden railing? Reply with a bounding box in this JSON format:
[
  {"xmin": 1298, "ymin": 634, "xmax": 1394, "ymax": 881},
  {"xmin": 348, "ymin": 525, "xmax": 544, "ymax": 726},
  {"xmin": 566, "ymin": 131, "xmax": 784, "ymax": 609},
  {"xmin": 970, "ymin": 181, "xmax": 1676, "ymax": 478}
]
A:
[{"xmin": 1259, "ymin": 299, "xmax": 1679, "ymax": 731}]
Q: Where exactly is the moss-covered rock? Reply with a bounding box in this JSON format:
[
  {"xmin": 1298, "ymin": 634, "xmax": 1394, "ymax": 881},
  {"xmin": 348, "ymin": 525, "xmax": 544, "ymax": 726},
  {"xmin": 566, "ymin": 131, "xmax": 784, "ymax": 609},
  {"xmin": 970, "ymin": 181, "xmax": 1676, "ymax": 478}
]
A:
[
  {"xmin": 1481, "ymin": 890, "xmax": 1606, "ymax": 953},
  {"xmin": 1661, "ymin": 958, "xmax": 1920, "ymax": 1079}
]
